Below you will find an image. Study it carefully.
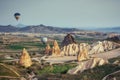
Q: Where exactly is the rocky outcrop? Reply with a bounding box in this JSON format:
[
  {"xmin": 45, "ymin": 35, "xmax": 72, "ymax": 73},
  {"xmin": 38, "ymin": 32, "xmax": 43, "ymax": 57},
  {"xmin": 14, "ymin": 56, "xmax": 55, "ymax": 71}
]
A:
[
  {"xmin": 60, "ymin": 43, "xmax": 90, "ymax": 56},
  {"xmin": 89, "ymin": 41, "xmax": 120, "ymax": 54},
  {"xmin": 61, "ymin": 34, "xmax": 76, "ymax": 47},
  {"xmin": 102, "ymin": 41, "xmax": 114, "ymax": 51},
  {"xmin": 107, "ymin": 34, "xmax": 120, "ymax": 43},
  {"xmin": 61, "ymin": 40, "xmax": 119, "ymax": 56},
  {"xmin": 89, "ymin": 41, "xmax": 104, "ymax": 54},
  {"xmin": 77, "ymin": 43, "xmax": 90, "ymax": 61},
  {"xmin": 19, "ymin": 48, "xmax": 32, "ymax": 68},
  {"xmin": 45, "ymin": 43, "xmax": 51, "ymax": 55},
  {"xmin": 52, "ymin": 40, "xmax": 61, "ymax": 56},
  {"xmin": 60, "ymin": 43, "xmax": 79, "ymax": 56},
  {"xmin": 68, "ymin": 58, "xmax": 108, "ymax": 74}
]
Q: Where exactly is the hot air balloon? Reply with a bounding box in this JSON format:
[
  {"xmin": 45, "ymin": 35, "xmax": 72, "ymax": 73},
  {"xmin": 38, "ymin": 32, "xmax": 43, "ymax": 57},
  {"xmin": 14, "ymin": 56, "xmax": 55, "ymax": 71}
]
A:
[
  {"xmin": 41, "ymin": 37, "xmax": 48, "ymax": 44},
  {"xmin": 14, "ymin": 13, "xmax": 21, "ymax": 21}
]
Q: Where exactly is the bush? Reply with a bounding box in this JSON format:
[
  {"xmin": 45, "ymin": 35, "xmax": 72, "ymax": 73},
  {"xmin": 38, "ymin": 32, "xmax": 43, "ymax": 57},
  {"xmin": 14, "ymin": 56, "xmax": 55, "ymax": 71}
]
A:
[
  {"xmin": 6, "ymin": 44, "xmax": 26, "ymax": 50},
  {"xmin": 38, "ymin": 64, "xmax": 77, "ymax": 75}
]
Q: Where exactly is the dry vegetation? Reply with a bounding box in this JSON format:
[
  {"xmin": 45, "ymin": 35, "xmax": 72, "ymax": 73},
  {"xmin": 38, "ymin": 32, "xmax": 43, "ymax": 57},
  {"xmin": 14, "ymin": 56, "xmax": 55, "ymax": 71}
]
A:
[{"xmin": 0, "ymin": 32, "xmax": 120, "ymax": 80}]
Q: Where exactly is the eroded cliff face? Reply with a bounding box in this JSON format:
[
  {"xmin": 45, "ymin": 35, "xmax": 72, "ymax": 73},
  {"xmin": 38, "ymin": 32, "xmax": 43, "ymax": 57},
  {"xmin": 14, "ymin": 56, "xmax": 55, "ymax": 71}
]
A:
[
  {"xmin": 61, "ymin": 43, "xmax": 79, "ymax": 56},
  {"xmin": 60, "ymin": 43, "xmax": 90, "ymax": 56},
  {"xmin": 60, "ymin": 34, "xmax": 78, "ymax": 56},
  {"xmin": 52, "ymin": 40, "xmax": 61, "ymax": 56},
  {"xmin": 77, "ymin": 43, "xmax": 90, "ymax": 61},
  {"xmin": 19, "ymin": 48, "xmax": 32, "ymax": 68},
  {"xmin": 89, "ymin": 41, "xmax": 104, "ymax": 54},
  {"xmin": 61, "ymin": 39, "xmax": 120, "ymax": 56},
  {"xmin": 89, "ymin": 40, "xmax": 120, "ymax": 54},
  {"xmin": 68, "ymin": 57, "xmax": 108, "ymax": 74}
]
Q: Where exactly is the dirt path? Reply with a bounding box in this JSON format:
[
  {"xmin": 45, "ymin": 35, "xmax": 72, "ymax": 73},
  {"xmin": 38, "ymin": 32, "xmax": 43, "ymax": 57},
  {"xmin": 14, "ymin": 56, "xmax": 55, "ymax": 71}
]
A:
[
  {"xmin": 102, "ymin": 70, "xmax": 120, "ymax": 80},
  {"xmin": 44, "ymin": 48, "xmax": 120, "ymax": 63},
  {"xmin": 91, "ymin": 48, "xmax": 120, "ymax": 60}
]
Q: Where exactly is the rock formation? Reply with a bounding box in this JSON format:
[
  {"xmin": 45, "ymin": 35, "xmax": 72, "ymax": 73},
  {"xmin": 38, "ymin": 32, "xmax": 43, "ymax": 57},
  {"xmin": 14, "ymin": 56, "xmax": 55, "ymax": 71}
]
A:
[
  {"xmin": 45, "ymin": 43, "xmax": 51, "ymax": 55},
  {"xmin": 89, "ymin": 41, "xmax": 104, "ymax": 54},
  {"xmin": 60, "ymin": 43, "xmax": 90, "ymax": 56},
  {"xmin": 89, "ymin": 40, "xmax": 120, "ymax": 54},
  {"xmin": 103, "ymin": 40, "xmax": 113, "ymax": 51},
  {"xmin": 61, "ymin": 40, "xmax": 119, "ymax": 56},
  {"xmin": 68, "ymin": 58, "xmax": 108, "ymax": 74},
  {"xmin": 77, "ymin": 43, "xmax": 90, "ymax": 61},
  {"xmin": 19, "ymin": 48, "xmax": 32, "ymax": 68},
  {"xmin": 107, "ymin": 34, "xmax": 120, "ymax": 43},
  {"xmin": 52, "ymin": 40, "xmax": 61, "ymax": 56},
  {"xmin": 60, "ymin": 43, "xmax": 79, "ymax": 56},
  {"xmin": 61, "ymin": 34, "xmax": 76, "ymax": 47}
]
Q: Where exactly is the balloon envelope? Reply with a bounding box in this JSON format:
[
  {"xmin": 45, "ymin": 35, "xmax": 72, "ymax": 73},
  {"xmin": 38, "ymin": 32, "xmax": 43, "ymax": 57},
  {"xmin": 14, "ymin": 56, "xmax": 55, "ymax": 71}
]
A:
[
  {"xmin": 41, "ymin": 37, "xmax": 48, "ymax": 44},
  {"xmin": 14, "ymin": 13, "xmax": 21, "ymax": 21}
]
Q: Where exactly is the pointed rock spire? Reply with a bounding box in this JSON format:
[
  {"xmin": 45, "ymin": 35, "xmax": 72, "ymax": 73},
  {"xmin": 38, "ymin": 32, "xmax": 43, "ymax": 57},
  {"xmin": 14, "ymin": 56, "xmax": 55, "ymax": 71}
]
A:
[
  {"xmin": 52, "ymin": 40, "xmax": 61, "ymax": 56},
  {"xmin": 77, "ymin": 43, "xmax": 89, "ymax": 61},
  {"xmin": 19, "ymin": 48, "xmax": 32, "ymax": 68},
  {"xmin": 45, "ymin": 43, "xmax": 51, "ymax": 55}
]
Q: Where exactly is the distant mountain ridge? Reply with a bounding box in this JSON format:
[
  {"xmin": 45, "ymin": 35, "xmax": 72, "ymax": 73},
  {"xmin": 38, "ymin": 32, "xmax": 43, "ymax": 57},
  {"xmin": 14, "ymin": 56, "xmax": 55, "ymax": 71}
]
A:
[
  {"xmin": 15, "ymin": 24, "xmax": 26, "ymax": 28},
  {"xmin": 111, "ymin": 27, "xmax": 120, "ymax": 30},
  {"xmin": 100, "ymin": 26, "xmax": 120, "ymax": 30},
  {"xmin": 0, "ymin": 25, "xmax": 18, "ymax": 32},
  {"xmin": 93, "ymin": 27, "xmax": 120, "ymax": 33},
  {"xmin": 0, "ymin": 24, "xmax": 81, "ymax": 33}
]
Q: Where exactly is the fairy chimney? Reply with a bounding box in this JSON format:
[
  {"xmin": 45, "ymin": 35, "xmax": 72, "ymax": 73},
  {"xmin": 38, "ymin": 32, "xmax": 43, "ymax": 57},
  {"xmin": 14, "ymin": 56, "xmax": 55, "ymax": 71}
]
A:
[
  {"xmin": 77, "ymin": 43, "xmax": 89, "ymax": 61},
  {"xmin": 52, "ymin": 40, "xmax": 61, "ymax": 56},
  {"xmin": 19, "ymin": 48, "xmax": 32, "ymax": 68},
  {"xmin": 45, "ymin": 43, "xmax": 51, "ymax": 55}
]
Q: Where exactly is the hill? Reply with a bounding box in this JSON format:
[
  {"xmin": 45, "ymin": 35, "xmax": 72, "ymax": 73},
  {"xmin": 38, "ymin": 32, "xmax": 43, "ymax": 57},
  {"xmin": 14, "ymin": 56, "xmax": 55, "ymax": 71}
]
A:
[
  {"xmin": 95, "ymin": 27, "xmax": 120, "ymax": 33},
  {"xmin": 0, "ymin": 24, "xmax": 81, "ymax": 33},
  {"xmin": 0, "ymin": 25, "xmax": 18, "ymax": 32}
]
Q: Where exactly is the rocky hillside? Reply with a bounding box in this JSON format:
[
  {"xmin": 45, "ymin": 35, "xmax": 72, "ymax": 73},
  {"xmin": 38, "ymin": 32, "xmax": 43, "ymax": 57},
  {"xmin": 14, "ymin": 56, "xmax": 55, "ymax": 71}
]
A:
[
  {"xmin": 0, "ymin": 25, "xmax": 18, "ymax": 32},
  {"xmin": 0, "ymin": 24, "xmax": 81, "ymax": 33},
  {"xmin": 95, "ymin": 27, "xmax": 120, "ymax": 33},
  {"xmin": 106, "ymin": 35, "xmax": 120, "ymax": 43}
]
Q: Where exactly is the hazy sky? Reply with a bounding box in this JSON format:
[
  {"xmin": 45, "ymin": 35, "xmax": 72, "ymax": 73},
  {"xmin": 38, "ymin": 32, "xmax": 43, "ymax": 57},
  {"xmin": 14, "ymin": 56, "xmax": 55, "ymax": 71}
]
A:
[{"xmin": 0, "ymin": 0, "xmax": 120, "ymax": 29}]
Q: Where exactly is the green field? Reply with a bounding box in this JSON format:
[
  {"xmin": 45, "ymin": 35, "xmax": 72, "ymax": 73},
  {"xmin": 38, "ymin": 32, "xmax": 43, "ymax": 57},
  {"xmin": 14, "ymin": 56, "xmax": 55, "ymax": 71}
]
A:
[
  {"xmin": 32, "ymin": 56, "xmax": 120, "ymax": 80},
  {"xmin": 6, "ymin": 42, "xmax": 52, "ymax": 50},
  {"xmin": 1, "ymin": 36, "xmax": 100, "ymax": 51},
  {"xmin": 38, "ymin": 63, "xmax": 77, "ymax": 75},
  {"xmin": 37, "ymin": 64, "xmax": 120, "ymax": 80}
]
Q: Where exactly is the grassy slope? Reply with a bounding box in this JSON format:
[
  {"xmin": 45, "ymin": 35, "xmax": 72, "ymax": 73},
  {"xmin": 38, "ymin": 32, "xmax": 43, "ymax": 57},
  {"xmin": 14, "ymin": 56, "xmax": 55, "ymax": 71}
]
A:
[
  {"xmin": 0, "ymin": 63, "xmax": 20, "ymax": 77},
  {"xmin": 36, "ymin": 56, "xmax": 120, "ymax": 80},
  {"xmin": 5, "ymin": 37, "xmax": 100, "ymax": 50}
]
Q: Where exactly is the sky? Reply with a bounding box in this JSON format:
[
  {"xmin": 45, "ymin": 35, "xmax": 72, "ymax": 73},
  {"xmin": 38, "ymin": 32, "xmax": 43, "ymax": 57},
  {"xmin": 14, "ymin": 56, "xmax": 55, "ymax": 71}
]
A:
[{"xmin": 0, "ymin": 0, "xmax": 120, "ymax": 29}]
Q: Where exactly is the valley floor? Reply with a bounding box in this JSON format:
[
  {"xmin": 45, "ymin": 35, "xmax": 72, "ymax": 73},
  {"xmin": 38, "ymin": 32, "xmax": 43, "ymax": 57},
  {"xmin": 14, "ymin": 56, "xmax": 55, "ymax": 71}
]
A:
[{"xmin": 45, "ymin": 48, "xmax": 120, "ymax": 64}]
